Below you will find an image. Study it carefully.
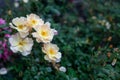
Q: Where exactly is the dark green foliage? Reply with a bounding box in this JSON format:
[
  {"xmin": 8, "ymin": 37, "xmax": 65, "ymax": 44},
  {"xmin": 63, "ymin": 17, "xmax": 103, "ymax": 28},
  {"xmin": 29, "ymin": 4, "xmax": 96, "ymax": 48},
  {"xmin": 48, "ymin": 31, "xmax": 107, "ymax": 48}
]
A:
[{"xmin": 0, "ymin": 0, "xmax": 120, "ymax": 80}]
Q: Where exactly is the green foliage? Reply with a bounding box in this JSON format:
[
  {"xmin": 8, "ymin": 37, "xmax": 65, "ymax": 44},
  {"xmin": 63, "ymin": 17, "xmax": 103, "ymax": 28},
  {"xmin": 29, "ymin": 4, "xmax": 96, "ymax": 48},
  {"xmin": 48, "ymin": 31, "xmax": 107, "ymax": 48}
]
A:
[{"xmin": 0, "ymin": 0, "xmax": 120, "ymax": 80}]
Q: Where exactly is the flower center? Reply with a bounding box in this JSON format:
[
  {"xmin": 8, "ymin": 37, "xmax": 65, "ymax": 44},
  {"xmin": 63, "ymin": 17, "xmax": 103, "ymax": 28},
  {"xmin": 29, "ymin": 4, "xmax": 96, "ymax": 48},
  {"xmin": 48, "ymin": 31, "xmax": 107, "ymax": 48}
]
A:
[
  {"xmin": 18, "ymin": 41, "xmax": 26, "ymax": 46},
  {"xmin": 31, "ymin": 19, "xmax": 37, "ymax": 25},
  {"xmin": 41, "ymin": 30, "xmax": 48, "ymax": 37},
  {"xmin": 18, "ymin": 25, "xmax": 24, "ymax": 30},
  {"xmin": 49, "ymin": 48, "xmax": 56, "ymax": 55}
]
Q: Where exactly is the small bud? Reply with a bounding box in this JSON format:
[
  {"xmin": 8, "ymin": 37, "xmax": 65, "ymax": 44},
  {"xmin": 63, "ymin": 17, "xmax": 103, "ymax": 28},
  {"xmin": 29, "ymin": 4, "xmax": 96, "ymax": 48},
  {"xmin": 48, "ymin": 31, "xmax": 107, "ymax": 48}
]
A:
[
  {"xmin": 92, "ymin": 16, "xmax": 97, "ymax": 19},
  {"xmin": 111, "ymin": 59, "xmax": 117, "ymax": 66},
  {"xmin": 109, "ymin": 44, "xmax": 113, "ymax": 48},
  {"xmin": 107, "ymin": 52, "xmax": 111, "ymax": 58},
  {"xmin": 54, "ymin": 30, "xmax": 58, "ymax": 35},
  {"xmin": 107, "ymin": 36, "xmax": 112, "ymax": 41},
  {"xmin": 7, "ymin": 10, "xmax": 12, "ymax": 15},
  {"xmin": 114, "ymin": 48, "xmax": 119, "ymax": 52},
  {"xmin": 59, "ymin": 66, "xmax": 66, "ymax": 72},
  {"xmin": 105, "ymin": 22, "xmax": 111, "ymax": 29},
  {"xmin": 14, "ymin": 2, "xmax": 19, "ymax": 8},
  {"xmin": 23, "ymin": 0, "xmax": 29, "ymax": 3},
  {"xmin": 0, "ymin": 68, "xmax": 7, "ymax": 75}
]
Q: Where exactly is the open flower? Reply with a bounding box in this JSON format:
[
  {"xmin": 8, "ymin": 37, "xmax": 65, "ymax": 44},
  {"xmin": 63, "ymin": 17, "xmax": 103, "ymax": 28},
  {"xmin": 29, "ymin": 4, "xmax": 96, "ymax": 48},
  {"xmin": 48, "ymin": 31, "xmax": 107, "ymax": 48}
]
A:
[
  {"xmin": 32, "ymin": 22, "xmax": 55, "ymax": 43},
  {"xmin": 9, "ymin": 17, "xmax": 29, "ymax": 38},
  {"xmin": 9, "ymin": 33, "xmax": 33, "ymax": 56},
  {"xmin": 42, "ymin": 43, "xmax": 62, "ymax": 62},
  {"xmin": 26, "ymin": 13, "xmax": 44, "ymax": 28}
]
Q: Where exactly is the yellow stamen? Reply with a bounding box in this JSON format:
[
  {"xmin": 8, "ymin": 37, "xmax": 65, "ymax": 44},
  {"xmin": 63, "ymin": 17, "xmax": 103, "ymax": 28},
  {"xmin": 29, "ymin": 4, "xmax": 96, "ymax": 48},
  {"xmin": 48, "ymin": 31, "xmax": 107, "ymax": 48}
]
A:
[
  {"xmin": 31, "ymin": 20, "xmax": 37, "ymax": 25},
  {"xmin": 18, "ymin": 41, "xmax": 26, "ymax": 46},
  {"xmin": 39, "ymin": 30, "xmax": 48, "ymax": 37},
  {"xmin": 49, "ymin": 48, "xmax": 55, "ymax": 55},
  {"xmin": 18, "ymin": 25, "xmax": 24, "ymax": 30}
]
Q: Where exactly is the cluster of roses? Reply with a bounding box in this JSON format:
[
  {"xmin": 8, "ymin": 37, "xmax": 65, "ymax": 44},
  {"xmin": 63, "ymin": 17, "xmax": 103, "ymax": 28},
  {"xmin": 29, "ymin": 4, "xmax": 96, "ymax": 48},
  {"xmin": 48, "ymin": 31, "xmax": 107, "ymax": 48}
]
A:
[{"xmin": 9, "ymin": 14, "xmax": 62, "ymax": 63}]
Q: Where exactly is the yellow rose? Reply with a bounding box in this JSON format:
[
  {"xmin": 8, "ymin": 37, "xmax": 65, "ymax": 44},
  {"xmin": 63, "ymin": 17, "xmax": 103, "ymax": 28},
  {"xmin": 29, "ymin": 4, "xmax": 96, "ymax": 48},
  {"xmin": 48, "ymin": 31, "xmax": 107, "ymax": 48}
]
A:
[
  {"xmin": 10, "ymin": 17, "xmax": 29, "ymax": 38},
  {"xmin": 9, "ymin": 33, "xmax": 33, "ymax": 56},
  {"xmin": 26, "ymin": 13, "xmax": 44, "ymax": 28},
  {"xmin": 42, "ymin": 43, "xmax": 62, "ymax": 62},
  {"xmin": 32, "ymin": 22, "xmax": 55, "ymax": 43}
]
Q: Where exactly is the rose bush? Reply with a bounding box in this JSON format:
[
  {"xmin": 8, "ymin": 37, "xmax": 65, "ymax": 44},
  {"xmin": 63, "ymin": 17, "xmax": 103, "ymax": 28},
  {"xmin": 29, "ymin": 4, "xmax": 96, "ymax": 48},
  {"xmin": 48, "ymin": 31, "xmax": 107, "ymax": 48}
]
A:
[{"xmin": 0, "ymin": 0, "xmax": 120, "ymax": 80}]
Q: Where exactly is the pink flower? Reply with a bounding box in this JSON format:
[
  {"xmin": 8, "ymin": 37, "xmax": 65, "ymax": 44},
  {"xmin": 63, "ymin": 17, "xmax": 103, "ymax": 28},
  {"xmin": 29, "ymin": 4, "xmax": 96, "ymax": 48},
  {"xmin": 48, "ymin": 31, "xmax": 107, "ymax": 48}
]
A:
[
  {"xmin": 0, "ymin": 18, "xmax": 5, "ymax": 25},
  {"xmin": 0, "ymin": 40, "xmax": 13, "ymax": 61},
  {"xmin": 0, "ymin": 18, "xmax": 13, "ymax": 61},
  {"xmin": 5, "ymin": 34, "xmax": 11, "ymax": 38}
]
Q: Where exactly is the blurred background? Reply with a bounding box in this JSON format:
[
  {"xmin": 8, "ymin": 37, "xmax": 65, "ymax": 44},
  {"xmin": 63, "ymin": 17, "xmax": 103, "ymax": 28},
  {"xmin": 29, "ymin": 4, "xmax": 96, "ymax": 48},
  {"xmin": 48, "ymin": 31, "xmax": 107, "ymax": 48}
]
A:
[{"xmin": 0, "ymin": 0, "xmax": 120, "ymax": 80}]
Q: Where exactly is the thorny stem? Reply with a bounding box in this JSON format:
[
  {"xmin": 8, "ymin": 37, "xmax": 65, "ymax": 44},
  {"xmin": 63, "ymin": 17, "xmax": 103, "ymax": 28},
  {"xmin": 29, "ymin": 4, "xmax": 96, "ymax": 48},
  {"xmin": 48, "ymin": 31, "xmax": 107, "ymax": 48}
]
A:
[{"xmin": 51, "ymin": 61, "xmax": 59, "ymax": 70}]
